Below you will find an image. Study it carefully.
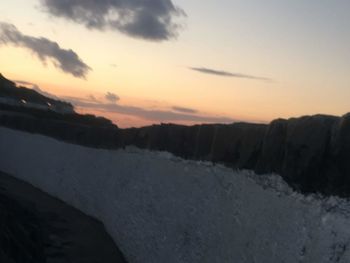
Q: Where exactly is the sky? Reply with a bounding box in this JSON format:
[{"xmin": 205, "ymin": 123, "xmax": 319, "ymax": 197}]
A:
[{"xmin": 0, "ymin": 0, "xmax": 349, "ymax": 128}]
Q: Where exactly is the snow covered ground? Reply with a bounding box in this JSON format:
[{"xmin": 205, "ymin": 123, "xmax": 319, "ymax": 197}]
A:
[{"xmin": 1, "ymin": 127, "xmax": 350, "ymax": 263}]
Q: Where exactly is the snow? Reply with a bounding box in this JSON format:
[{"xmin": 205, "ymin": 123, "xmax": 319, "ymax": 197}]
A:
[{"xmin": 1, "ymin": 126, "xmax": 350, "ymax": 263}]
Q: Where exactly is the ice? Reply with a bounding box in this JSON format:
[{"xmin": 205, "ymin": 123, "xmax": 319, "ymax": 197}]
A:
[{"xmin": 1, "ymin": 127, "xmax": 350, "ymax": 263}]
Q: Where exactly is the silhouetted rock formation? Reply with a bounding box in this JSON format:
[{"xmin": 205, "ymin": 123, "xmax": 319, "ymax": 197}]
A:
[
  {"xmin": 0, "ymin": 73, "xmax": 15, "ymax": 88},
  {"xmin": 119, "ymin": 114, "xmax": 350, "ymax": 196},
  {"xmin": 0, "ymin": 104, "xmax": 120, "ymax": 148},
  {"xmin": 0, "ymin": 73, "xmax": 120, "ymax": 148},
  {"xmin": 1, "ymin": 73, "xmax": 350, "ymax": 197},
  {"xmin": 119, "ymin": 123, "xmax": 266, "ymax": 169},
  {"xmin": 0, "ymin": 74, "xmax": 74, "ymax": 113},
  {"xmin": 256, "ymin": 115, "xmax": 339, "ymax": 193}
]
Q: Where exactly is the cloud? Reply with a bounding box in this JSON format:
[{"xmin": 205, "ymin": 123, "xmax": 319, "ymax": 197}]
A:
[
  {"xmin": 0, "ymin": 22, "xmax": 91, "ymax": 78},
  {"xmin": 40, "ymin": 0, "xmax": 186, "ymax": 41},
  {"xmin": 65, "ymin": 96, "xmax": 235, "ymax": 124},
  {"xmin": 190, "ymin": 67, "xmax": 271, "ymax": 81},
  {"xmin": 88, "ymin": 94, "xmax": 98, "ymax": 102},
  {"xmin": 172, "ymin": 106, "xmax": 197, "ymax": 114},
  {"xmin": 105, "ymin": 92, "xmax": 120, "ymax": 103}
]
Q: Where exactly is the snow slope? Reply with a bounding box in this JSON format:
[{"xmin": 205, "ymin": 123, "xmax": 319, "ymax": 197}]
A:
[{"xmin": 1, "ymin": 127, "xmax": 350, "ymax": 263}]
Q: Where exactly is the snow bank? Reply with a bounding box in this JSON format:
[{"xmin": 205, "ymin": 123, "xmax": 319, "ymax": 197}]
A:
[{"xmin": 1, "ymin": 127, "xmax": 350, "ymax": 263}]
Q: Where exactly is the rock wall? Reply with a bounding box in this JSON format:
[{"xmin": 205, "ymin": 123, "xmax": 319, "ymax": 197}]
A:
[{"xmin": 119, "ymin": 114, "xmax": 350, "ymax": 196}]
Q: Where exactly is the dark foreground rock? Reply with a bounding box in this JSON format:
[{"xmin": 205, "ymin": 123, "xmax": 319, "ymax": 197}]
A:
[{"xmin": 0, "ymin": 171, "xmax": 127, "ymax": 263}]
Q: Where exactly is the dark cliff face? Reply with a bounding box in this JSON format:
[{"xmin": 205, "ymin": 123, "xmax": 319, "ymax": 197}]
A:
[
  {"xmin": 120, "ymin": 123, "xmax": 267, "ymax": 169},
  {"xmin": 328, "ymin": 113, "xmax": 350, "ymax": 194},
  {"xmin": 255, "ymin": 119, "xmax": 288, "ymax": 174},
  {"xmin": 1, "ymin": 73, "xmax": 350, "ymax": 197},
  {"xmin": 256, "ymin": 115, "xmax": 339, "ymax": 193},
  {"xmin": 118, "ymin": 115, "xmax": 350, "ymax": 197}
]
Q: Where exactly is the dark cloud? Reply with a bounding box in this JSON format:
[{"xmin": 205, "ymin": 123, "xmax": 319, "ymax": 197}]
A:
[
  {"xmin": 40, "ymin": 0, "xmax": 186, "ymax": 41},
  {"xmin": 105, "ymin": 92, "xmax": 120, "ymax": 103},
  {"xmin": 190, "ymin": 67, "xmax": 271, "ymax": 81},
  {"xmin": 172, "ymin": 106, "xmax": 197, "ymax": 114},
  {"xmin": 0, "ymin": 22, "xmax": 91, "ymax": 78},
  {"xmin": 65, "ymin": 96, "xmax": 235, "ymax": 123}
]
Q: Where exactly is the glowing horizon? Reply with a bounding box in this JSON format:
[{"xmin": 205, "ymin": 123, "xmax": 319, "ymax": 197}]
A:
[{"xmin": 1, "ymin": 1, "xmax": 350, "ymax": 127}]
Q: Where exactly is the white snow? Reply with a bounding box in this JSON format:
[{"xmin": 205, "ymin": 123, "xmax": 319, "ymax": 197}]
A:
[{"xmin": 1, "ymin": 126, "xmax": 350, "ymax": 263}]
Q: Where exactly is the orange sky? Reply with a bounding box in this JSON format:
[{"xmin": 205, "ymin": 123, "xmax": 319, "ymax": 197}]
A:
[{"xmin": 1, "ymin": 1, "xmax": 350, "ymax": 127}]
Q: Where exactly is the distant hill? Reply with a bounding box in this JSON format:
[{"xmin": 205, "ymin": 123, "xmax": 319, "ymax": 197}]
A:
[
  {"xmin": 0, "ymin": 73, "xmax": 119, "ymax": 147},
  {"xmin": 0, "ymin": 73, "xmax": 74, "ymax": 114}
]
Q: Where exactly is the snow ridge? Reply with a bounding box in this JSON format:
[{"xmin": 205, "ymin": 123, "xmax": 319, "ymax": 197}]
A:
[{"xmin": 1, "ymin": 127, "xmax": 350, "ymax": 263}]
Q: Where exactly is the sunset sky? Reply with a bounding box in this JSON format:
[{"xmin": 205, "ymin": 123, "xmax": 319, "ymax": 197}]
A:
[{"xmin": 1, "ymin": 0, "xmax": 349, "ymax": 127}]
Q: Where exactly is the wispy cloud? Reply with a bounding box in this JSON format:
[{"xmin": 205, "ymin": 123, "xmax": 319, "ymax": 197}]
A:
[
  {"xmin": 0, "ymin": 22, "xmax": 91, "ymax": 78},
  {"xmin": 88, "ymin": 94, "xmax": 98, "ymax": 102},
  {"xmin": 65, "ymin": 96, "xmax": 234, "ymax": 124},
  {"xmin": 172, "ymin": 106, "xmax": 197, "ymax": 114},
  {"xmin": 190, "ymin": 67, "xmax": 271, "ymax": 81},
  {"xmin": 40, "ymin": 0, "xmax": 186, "ymax": 41}
]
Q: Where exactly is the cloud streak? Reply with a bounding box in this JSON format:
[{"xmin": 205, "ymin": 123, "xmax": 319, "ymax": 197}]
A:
[
  {"xmin": 172, "ymin": 106, "xmax": 197, "ymax": 114},
  {"xmin": 190, "ymin": 67, "xmax": 271, "ymax": 81},
  {"xmin": 15, "ymin": 80, "xmax": 40, "ymax": 90},
  {"xmin": 65, "ymin": 96, "xmax": 234, "ymax": 124},
  {"xmin": 0, "ymin": 22, "xmax": 91, "ymax": 78},
  {"xmin": 40, "ymin": 0, "xmax": 186, "ymax": 41}
]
